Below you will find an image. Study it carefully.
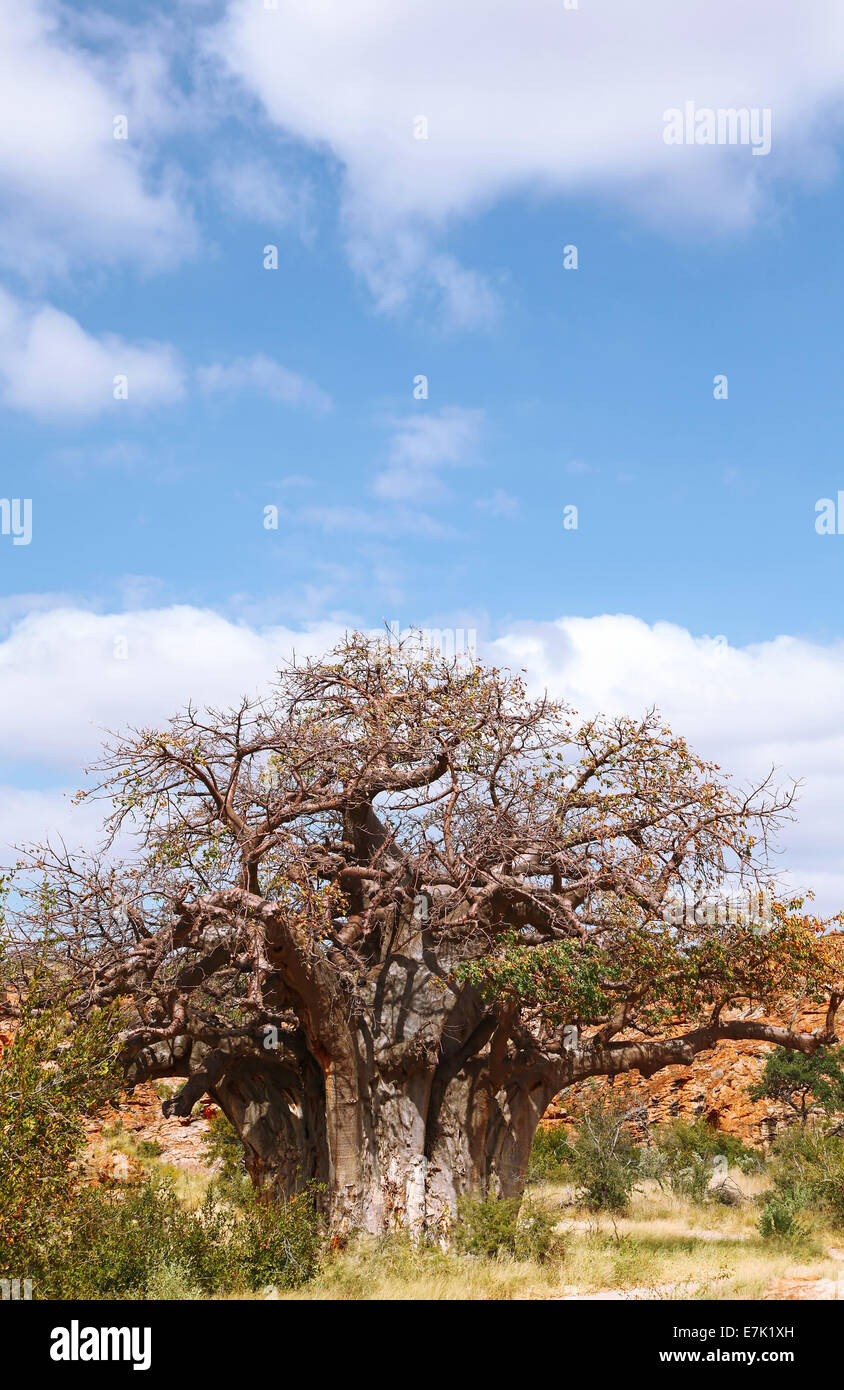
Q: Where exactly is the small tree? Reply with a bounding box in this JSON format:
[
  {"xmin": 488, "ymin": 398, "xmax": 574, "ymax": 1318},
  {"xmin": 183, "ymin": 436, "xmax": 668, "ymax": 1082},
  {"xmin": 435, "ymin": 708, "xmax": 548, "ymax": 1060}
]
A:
[
  {"xmin": 568, "ymin": 1093, "xmax": 645, "ymax": 1213},
  {"xmin": 749, "ymin": 1046, "xmax": 844, "ymax": 1128}
]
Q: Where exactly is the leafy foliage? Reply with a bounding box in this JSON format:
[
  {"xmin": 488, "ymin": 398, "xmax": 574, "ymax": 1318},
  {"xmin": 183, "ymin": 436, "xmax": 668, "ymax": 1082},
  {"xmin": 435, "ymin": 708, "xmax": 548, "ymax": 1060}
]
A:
[
  {"xmin": 565, "ymin": 1094, "xmax": 644, "ymax": 1213},
  {"xmin": 0, "ymin": 965, "xmax": 122, "ymax": 1283},
  {"xmin": 458, "ymin": 907, "xmax": 842, "ymax": 1036},
  {"xmin": 749, "ymin": 1045, "xmax": 844, "ymax": 1127},
  {"xmin": 201, "ymin": 1110, "xmax": 249, "ymax": 1192},
  {"xmin": 454, "ymin": 1194, "xmax": 559, "ymax": 1261},
  {"xmin": 528, "ymin": 1125, "xmax": 574, "ymax": 1183},
  {"xmin": 761, "ymin": 1125, "xmax": 844, "ymax": 1231},
  {"xmin": 42, "ymin": 1176, "xmax": 323, "ymax": 1299}
]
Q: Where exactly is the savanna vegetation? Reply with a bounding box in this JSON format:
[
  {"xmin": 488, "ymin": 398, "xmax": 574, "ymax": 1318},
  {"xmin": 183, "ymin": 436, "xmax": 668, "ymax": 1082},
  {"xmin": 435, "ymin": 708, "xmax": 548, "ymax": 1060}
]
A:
[
  {"xmin": 4, "ymin": 968, "xmax": 844, "ymax": 1300},
  {"xmin": 3, "ymin": 633, "xmax": 844, "ymax": 1298}
]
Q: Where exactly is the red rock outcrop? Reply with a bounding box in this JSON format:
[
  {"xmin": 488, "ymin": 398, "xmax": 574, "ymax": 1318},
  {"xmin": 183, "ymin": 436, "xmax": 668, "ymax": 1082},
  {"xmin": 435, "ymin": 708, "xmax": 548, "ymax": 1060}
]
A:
[{"xmin": 543, "ymin": 1006, "xmax": 829, "ymax": 1145}]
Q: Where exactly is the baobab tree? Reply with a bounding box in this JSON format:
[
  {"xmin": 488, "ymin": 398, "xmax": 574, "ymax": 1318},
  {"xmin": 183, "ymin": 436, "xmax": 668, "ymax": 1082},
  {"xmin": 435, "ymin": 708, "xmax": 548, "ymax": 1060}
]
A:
[{"xmin": 11, "ymin": 633, "xmax": 844, "ymax": 1235}]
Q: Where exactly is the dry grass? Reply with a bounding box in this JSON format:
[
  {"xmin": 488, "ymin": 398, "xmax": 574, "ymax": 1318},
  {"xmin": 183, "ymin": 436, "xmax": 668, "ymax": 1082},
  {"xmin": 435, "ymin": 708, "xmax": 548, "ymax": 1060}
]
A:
[
  {"xmin": 274, "ymin": 1171, "xmax": 844, "ymax": 1301},
  {"xmin": 78, "ymin": 1139, "xmax": 844, "ymax": 1300}
]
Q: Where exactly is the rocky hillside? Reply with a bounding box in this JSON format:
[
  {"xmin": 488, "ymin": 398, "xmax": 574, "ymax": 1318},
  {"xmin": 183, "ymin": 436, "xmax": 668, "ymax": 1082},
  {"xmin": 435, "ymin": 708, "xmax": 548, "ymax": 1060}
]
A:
[
  {"xmin": 83, "ymin": 1082, "xmax": 219, "ymax": 1182},
  {"xmin": 544, "ymin": 1006, "xmax": 829, "ymax": 1144}
]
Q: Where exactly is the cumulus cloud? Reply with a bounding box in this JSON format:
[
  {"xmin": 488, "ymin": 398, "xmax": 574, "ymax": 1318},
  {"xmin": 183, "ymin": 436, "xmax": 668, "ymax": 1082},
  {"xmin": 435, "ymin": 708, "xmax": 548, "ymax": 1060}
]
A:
[
  {"xmin": 0, "ymin": 296, "xmax": 333, "ymax": 422},
  {"xmin": 374, "ymin": 407, "xmax": 484, "ymax": 502},
  {"xmin": 211, "ymin": 0, "xmax": 844, "ymax": 314},
  {"xmin": 0, "ymin": 606, "xmax": 346, "ymax": 774},
  {"xmin": 196, "ymin": 354, "xmax": 332, "ymax": 412},
  {"xmin": 1, "ymin": 605, "xmax": 843, "ymax": 911},
  {"xmin": 0, "ymin": 3, "xmax": 194, "ymax": 279},
  {"xmin": 0, "ymin": 287, "xmax": 185, "ymax": 419}
]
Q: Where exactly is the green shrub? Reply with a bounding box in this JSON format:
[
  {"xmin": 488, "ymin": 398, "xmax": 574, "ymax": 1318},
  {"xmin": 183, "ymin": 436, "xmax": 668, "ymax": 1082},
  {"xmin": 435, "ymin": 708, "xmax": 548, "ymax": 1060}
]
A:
[
  {"xmin": 455, "ymin": 1194, "xmax": 559, "ymax": 1261},
  {"xmin": 528, "ymin": 1125, "xmax": 573, "ymax": 1183},
  {"xmin": 235, "ymin": 1188, "xmax": 325, "ymax": 1290},
  {"xmin": 651, "ymin": 1118, "xmax": 763, "ymax": 1175},
  {"xmin": 667, "ymin": 1151, "xmax": 715, "ymax": 1204},
  {"xmin": 38, "ymin": 1174, "xmax": 324, "ymax": 1299},
  {"xmin": 0, "ymin": 956, "xmax": 323, "ymax": 1301},
  {"xmin": 759, "ymin": 1191, "xmax": 810, "ymax": 1240},
  {"xmin": 567, "ymin": 1096, "xmax": 642, "ymax": 1213},
  {"xmin": 135, "ymin": 1139, "xmax": 163, "ymax": 1159},
  {"xmin": 764, "ymin": 1125, "xmax": 844, "ymax": 1227},
  {"xmin": 0, "ymin": 980, "xmax": 122, "ymax": 1287},
  {"xmin": 201, "ymin": 1110, "xmax": 248, "ymax": 1190},
  {"xmin": 48, "ymin": 1175, "xmax": 226, "ymax": 1299},
  {"xmin": 644, "ymin": 1118, "xmax": 763, "ymax": 1205},
  {"xmin": 749, "ymin": 1046, "xmax": 844, "ymax": 1128}
]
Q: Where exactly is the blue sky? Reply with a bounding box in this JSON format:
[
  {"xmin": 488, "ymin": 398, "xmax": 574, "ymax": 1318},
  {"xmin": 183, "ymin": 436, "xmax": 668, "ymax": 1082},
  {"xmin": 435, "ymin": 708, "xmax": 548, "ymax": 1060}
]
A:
[
  {"xmin": 3, "ymin": 0, "xmax": 844, "ymax": 906},
  {"xmin": 10, "ymin": 184, "xmax": 844, "ymax": 643}
]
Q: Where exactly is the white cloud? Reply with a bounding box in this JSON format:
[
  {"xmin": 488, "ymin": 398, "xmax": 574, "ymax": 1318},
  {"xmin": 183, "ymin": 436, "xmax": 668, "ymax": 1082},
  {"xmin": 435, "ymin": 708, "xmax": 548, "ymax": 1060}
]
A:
[
  {"xmin": 345, "ymin": 223, "xmax": 501, "ymax": 324},
  {"xmin": 476, "ymin": 488, "xmax": 518, "ymax": 517},
  {"xmin": 211, "ymin": 157, "xmax": 313, "ymax": 238},
  {"xmin": 0, "ymin": 606, "xmax": 346, "ymax": 774},
  {"xmin": 0, "ymin": 785, "xmax": 106, "ymax": 861},
  {"xmin": 196, "ymin": 354, "xmax": 332, "ymax": 412},
  {"xmin": 374, "ymin": 407, "xmax": 484, "ymax": 502},
  {"xmin": 261, "ymin": 409, "xmax": 480, "ymax": 544},
  {"xmin": 0, "ymin": 606, "xmax": 842, "ymax": 911},
  {"xmin": 0, "ymin": 300, "xmax": 333, "ymax": 422},
  {"xmin": 0, "ymin": 288, "xmax": 185, "ymax": 420},
  {"xmin": 0, "ymin": 4, "xmax": 194, "ymax": 279},
  {"xmin": 212, "ymin": 0, "xmax": 844, "ymax": 313}
]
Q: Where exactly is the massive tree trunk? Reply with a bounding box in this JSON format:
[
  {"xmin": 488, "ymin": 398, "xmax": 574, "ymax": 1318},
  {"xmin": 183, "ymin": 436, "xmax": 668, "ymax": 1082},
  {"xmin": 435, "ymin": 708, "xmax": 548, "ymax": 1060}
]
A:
[
  {"xmin": 201, "ymin": 1009, "xmax": 835, "ymax": 1237},
  {"xmin": 128, "ymin": 905, "xmax": 836, "ymax": 1238},
  {"xmin": 208, "ymin": 1021, "xmax": 557, "ymax": 1237},
  {"xmin": 154, "ymin": 906, "xmax": 556, "ymax": 1234}
]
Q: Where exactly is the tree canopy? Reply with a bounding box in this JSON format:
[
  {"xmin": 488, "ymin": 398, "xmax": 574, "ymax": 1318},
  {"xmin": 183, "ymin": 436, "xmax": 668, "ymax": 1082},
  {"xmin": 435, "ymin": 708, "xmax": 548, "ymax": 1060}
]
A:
[{"xmin": 6, "ymin": 633, "xmax": 843, "ymax": 1233}]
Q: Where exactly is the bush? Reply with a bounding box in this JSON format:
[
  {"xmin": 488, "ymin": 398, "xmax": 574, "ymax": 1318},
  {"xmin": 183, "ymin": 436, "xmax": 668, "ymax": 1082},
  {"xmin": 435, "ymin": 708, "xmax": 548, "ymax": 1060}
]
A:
[
  {"xmin": 236, "ymin": 1188, "xmax": 325, "ymax": 1291},
  {"xmin": 39, "ymin": 1174, "xmax": 324, "ymax": 1299},
  {"xmin": 759, "ymin": 1191, "xmax": 810, "ymax": 1240},
  {"xmin": 528, "ymin": 1125, "xmax": 573, "ymax": 1183},
  {"xmin": 664, "ymin": 1151, "xmax": 715, "ymax": 1205},
  {"xmin": 749, "ymin": 1046, "xmax": 844, "ymax": 1128},
  {"xmin": 51, "ymin": 1175, "xmax": 227, "ymax": 1299},
  {"xmin": 201, "ymin": 1110, "xmax": 249, "ymax": 1191},
  {"xmin": 135, "ymin": 1139, "xmax": 162, "ymax": 1159},
  {"xmin": 0, "ymin": 956, "xmax": 323, "ymax": 1300},
  {"xmin": 763, "ymin": 1125, "xmax": 844, "ymax": 1227},
  {"xmin": 646, "ymin": 1118, "xmax": 763, "ymax": 1204},
  {"xmin": 0, "ymin": 980, "xmax": 122, "ymax": 1287},
  {"xmin": 567, "ymin": 1096, "xmax": 643, "ymax": 1213},
  {"xmin": 455, "ymin": 1194, "xmax": 559, "ymax": 1261},
  {"xmin": 651, "ymin": 1118, "xmax": 763, "ymax": 1175}
]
